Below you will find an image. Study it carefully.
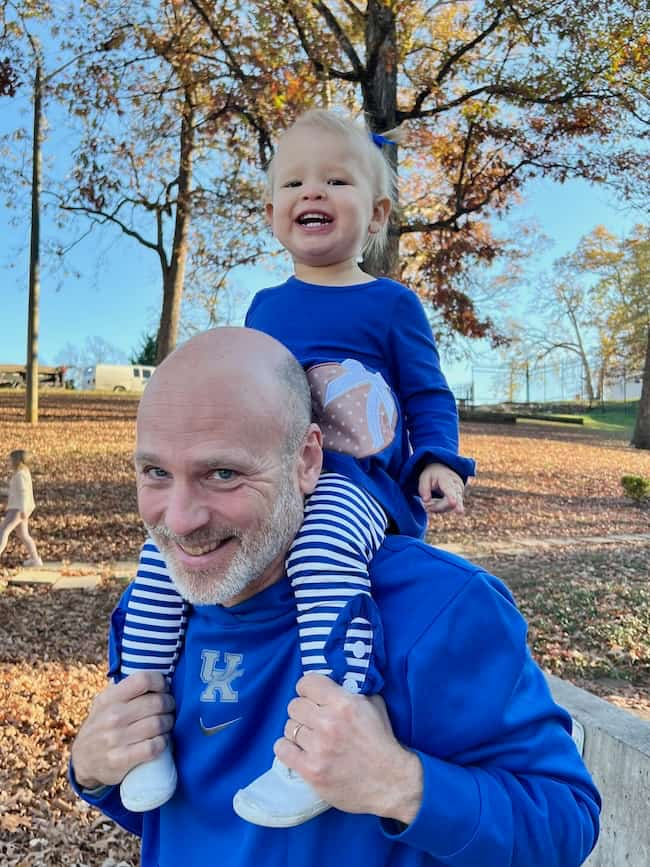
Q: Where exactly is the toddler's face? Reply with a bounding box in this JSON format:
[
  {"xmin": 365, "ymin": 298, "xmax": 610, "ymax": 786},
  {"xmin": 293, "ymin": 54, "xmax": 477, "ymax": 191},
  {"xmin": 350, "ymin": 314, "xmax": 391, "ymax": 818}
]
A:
[{"xmin": 267, "ymin": 126, "xmax": 382, "ymax": 273}]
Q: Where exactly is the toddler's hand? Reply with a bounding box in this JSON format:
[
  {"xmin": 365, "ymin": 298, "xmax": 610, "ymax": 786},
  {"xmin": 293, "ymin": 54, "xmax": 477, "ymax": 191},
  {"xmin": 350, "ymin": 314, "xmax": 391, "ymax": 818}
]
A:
[{"xmin": 418, "ymin": 463, "xmax": 466, "ymax": 516}]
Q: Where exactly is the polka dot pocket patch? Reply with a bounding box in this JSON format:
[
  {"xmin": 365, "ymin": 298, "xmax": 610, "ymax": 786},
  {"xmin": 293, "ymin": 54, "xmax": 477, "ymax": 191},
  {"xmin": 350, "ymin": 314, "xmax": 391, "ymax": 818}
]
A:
[{"xmin": 307, "ymin": 359, "xmax": 397, "ymax": 458}]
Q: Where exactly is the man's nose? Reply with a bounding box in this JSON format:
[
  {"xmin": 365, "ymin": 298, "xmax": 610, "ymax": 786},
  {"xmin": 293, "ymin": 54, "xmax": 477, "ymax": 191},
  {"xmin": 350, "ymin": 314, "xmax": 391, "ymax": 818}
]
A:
[{"xmin": 163, "ymin": 483, "xmax": 210, "ymax": 537}]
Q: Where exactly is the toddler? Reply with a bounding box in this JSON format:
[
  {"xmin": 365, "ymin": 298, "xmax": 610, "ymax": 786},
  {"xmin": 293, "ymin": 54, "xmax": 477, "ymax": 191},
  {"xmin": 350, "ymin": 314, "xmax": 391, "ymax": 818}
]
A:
[
  {"xmin": 118, "ymin": 110, "xmax": 475, "ymax": 826},
  {"xmin": 0, "ymin": 449, "xmax": 43, "ymax": 567}
]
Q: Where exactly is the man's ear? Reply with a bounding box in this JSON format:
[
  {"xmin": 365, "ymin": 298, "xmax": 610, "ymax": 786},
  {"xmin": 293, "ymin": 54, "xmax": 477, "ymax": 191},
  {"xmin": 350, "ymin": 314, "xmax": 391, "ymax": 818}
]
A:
[
  {"xmin": 296, "ymin": 423, "xmax": 323, "ymax": 496},
  {"xmin": 368, "ymin": 196, "xmax": 391, "ymax": 235},
  {"xmin": 265, "ymin": 201, "xmax": 274, "ymax": 227}
]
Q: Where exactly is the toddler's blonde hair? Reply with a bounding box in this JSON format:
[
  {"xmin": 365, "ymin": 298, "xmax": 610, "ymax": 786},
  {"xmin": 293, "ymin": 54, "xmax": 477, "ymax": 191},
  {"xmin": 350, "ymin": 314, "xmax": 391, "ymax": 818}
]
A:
[
  {"xmin": 9, "ymin": 449, "xmax": 30, "ymax": 469},
  {"xmin": 266, "ymin": 108, "xmax": 403, "ymax": 256}
]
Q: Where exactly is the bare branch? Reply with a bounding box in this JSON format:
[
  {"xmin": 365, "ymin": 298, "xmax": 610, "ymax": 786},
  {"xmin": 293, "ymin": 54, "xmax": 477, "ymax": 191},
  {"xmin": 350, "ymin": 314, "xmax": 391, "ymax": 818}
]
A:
[
  {"xmin": 281, "ymin": 0, "xmax": 359, "ymax": 82},
  {"xmin": 436, "ymin": 8, "xmax": 505, "ymax": 88},
  {"xmin": 341, "ymin": 0, "xmax": 364, "ymax": 21},
  {"xmin": 59, "ymin": 203, "xmax": 160, "ymax": 253},
  {"xmin": 312, "ymin": 0, "xmax": 365, "ymax": 80},
  {"xmin": 455, "ymin": 121, "xmax": 475, "ymax": 215},
  {"xmin": 401, "ymin": 156, "xmax": 532, "ymax": 235}
]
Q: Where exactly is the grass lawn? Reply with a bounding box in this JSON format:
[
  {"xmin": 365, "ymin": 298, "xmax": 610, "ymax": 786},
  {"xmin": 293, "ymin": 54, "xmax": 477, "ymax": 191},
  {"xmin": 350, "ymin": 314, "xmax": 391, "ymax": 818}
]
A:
[{"xmin": 581, "ymin": 402, "xmax": 639, "ymax": 435}]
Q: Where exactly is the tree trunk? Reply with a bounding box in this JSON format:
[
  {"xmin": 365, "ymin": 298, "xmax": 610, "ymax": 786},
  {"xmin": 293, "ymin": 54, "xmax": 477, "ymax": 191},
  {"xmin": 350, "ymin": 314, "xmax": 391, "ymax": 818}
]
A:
[
  {"xmin": 579, "ymin": 349, "xmax": 595, "ymax": 403},
  {"xmin": 596, "ymin": 363, "xmax": 605, "ymax": 402},
  {"xmin": 566, "ymin": 304, "xmax": 595, "ymax": 403},
  {"xmin": 156, "ymin": 90, "xmax": 195, "ymax": 363},
  {"xmin": 362, "ymin": 0, "xmax": 399, "ymax": 278},
  {"xmin": 631, "ymin": 327, "xmax": 650, "ymax": 449},
  {"xmin": 26, "ymin": 61, "xmax": 42, "ymax": 424}
]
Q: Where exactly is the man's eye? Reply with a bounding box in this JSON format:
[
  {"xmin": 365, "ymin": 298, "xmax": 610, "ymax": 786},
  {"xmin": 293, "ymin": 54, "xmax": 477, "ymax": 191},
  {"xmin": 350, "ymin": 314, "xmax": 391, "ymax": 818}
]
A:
[
  {"xmin": 144, "ymin": 467, "xmax": 168, "ymax": 479},
  {"xmin": 213, "ymin": 469, "xmax": 235, "ymax": 480}
]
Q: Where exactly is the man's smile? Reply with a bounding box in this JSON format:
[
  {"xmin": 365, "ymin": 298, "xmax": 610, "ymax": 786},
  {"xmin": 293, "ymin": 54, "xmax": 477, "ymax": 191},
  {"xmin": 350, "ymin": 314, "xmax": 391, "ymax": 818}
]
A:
[{"xmin": 178, "ymin": 538, "xmax": 231, "ymax": 557}]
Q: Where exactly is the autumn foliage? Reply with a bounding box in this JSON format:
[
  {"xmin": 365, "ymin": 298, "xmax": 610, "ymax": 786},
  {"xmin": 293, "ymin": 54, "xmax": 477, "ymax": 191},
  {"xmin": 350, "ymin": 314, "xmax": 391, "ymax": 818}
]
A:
[{"xmin": 7, "ymin": 0, "xmax": 645, "ymax": 357}]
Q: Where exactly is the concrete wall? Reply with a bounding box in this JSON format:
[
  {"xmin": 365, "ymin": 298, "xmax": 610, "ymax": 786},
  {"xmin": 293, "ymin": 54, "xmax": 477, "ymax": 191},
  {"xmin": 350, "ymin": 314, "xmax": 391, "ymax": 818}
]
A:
[{"xmin": 547, "ymin": 675, "xmax": 650, "ymax": 866}]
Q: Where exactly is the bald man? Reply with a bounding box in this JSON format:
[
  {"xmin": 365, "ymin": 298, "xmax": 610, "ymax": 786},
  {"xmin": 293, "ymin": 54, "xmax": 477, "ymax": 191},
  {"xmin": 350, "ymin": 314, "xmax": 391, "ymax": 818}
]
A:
[{"xmin": 70, "ymin": 328, "xmax": 600, "ymax": 867}]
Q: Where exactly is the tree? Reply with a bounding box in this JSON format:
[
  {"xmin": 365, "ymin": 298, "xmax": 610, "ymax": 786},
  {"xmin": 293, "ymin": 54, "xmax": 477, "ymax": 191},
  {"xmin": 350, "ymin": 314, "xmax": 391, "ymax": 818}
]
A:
[
  {"xmin": 612, "ymin": 231, "xmax": 650, "ymax": 449},
  {"xmin": 185, "ymin": 0, "xmax": 649, "ymax": 345},
  {"xmin": 56, "ymin": 336, "xmax": 128, "ymax": 367},
  {"xmin": 53, "ymin": 0, "xmax": 270, "ymax": 362},
  {"xmin": 1, "ymin": 1, "xmax": 72, "ymax": 423},
  {"xmin": 0, "ymin": 56, "xmax": 18, "ymax": 95},
  {"xmin": 632, "ymin": 328, "xmax": 650, "ymax": 449},
  {"xmin": 581, "ymin": 226, "xmax": 650, "ymax": 378},
  {"xmin": 520, "ymin": 264, "xmax": 600, "ymax": 402},
  {"xmin": 130, "ymin": 332, "xmax": 158, "ymax": 366},
  {"xmin": 19, "ymin": 0, "xmax": 648, "ymax": 360},
  {"xmin": 517, "ymin": 225, "xmax": 650, "ymax": 407},
  {"xmin": 55, "ymin": 336, "xmax": 128, "ymax": 386}
]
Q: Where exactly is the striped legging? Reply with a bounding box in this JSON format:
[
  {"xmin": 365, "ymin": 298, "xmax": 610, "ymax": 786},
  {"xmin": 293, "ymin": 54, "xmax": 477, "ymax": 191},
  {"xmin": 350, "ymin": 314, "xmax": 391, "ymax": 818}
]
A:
[
  {"xmin": 119, "ymin": 541, "xmax": 188, "ymax": 677},
  {"xmin": 120, "ymin": 473, "xmax": 387, "ymax": 694}
]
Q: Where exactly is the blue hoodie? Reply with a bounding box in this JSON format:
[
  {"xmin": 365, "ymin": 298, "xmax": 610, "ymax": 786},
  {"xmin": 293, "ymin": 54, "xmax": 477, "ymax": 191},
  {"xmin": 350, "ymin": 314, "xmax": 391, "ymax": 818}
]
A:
[{"xmin": 73, "ymin": 537, "xmax": 600, "ymax": 866}]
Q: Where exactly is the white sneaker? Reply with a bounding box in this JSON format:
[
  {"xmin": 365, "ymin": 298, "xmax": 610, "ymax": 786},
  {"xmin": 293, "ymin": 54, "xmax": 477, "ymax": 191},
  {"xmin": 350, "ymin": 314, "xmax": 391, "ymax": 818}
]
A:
[
  {"xmin": 23, "ymin": 557, "xmax": 43, "ymax": 567},
  {"xmin": 233, "ymin": 758, "xmax": 329, "ymax": 827},
  {"xmin": 120, "ymin": 742, "xmax": 177, "ymax": 812}
]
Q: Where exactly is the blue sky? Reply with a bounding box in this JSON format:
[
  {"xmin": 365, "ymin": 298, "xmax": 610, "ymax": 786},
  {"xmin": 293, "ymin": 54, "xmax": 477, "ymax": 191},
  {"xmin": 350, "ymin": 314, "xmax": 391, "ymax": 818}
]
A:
[{"xmin": 0, "ymin": 85, "xmax": 641, "ymax": 385}]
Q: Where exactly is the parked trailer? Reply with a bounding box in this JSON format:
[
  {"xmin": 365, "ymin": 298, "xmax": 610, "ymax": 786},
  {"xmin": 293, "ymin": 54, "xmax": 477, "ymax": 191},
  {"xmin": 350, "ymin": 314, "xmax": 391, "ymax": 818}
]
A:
[
  {"xmin": 0, "ymin": 364, "xmax": 66, "ymax": 388},
  {"xmin": 81, "ymin": 364, "xmax": 155, "ymax": 392}
]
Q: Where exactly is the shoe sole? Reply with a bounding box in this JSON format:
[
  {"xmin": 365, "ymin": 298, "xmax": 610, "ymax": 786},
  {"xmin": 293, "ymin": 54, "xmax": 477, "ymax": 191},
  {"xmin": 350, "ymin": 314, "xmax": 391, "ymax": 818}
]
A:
[
  {"xmin": 120, "ymin": 752, "xmax": 178, "ymax": 813},
  {"xmin": 120, "ymin": 774, "xmax": 177, "ymax": 812},
  {"xmin": 232, "ymin": 790, "xmax": 330, "ymax": 828}
]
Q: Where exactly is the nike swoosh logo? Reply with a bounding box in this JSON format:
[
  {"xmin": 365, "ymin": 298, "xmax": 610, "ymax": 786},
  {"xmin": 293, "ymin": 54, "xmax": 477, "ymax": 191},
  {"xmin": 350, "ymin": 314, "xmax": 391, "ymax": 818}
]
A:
[{"xmin": 199, "ymin": 716, "xmax": 242, "ymax": 736}]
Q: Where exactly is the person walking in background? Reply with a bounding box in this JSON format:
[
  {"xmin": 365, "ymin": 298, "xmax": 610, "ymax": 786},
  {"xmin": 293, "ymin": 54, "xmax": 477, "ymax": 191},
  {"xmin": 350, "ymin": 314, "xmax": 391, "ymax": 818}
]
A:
[{"xmin": 0, "ymin": 449, "xmax": 43, "ymax": 567}]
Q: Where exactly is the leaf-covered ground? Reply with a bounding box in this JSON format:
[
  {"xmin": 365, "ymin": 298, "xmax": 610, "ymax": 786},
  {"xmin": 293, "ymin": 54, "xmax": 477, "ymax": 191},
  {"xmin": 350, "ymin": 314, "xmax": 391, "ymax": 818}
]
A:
[
  {"xmin": 0, "ymin": 577, "xmax": 141, "ymax": 866},
  {"xmin": 1, "ymin": 392, "xmax": 649, "ymax": 864}
]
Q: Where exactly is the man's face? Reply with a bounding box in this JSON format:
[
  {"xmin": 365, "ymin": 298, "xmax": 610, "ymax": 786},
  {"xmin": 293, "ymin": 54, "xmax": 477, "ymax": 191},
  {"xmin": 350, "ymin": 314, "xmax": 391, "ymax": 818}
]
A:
[{"xmin": 135, "ymin": 379, "xmax": 306, "ymax": 606}]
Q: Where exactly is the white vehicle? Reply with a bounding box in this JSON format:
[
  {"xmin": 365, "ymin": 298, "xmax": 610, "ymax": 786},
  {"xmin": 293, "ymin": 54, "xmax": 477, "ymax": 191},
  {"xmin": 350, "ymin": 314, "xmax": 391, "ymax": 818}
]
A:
[{"xmin": 81, "ymin": 364, "xmax": 155, "ymax": 393}]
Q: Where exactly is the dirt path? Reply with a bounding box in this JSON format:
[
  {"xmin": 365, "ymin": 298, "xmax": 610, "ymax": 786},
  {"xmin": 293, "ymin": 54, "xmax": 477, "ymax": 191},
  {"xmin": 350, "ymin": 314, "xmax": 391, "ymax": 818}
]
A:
[{"xmin": 439, "ymin": 530, "xmax": 650, "ymax": 558}]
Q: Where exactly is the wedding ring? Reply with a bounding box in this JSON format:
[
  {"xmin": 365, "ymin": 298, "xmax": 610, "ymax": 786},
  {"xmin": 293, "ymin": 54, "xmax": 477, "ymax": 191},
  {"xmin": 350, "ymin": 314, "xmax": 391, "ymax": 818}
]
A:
[{"xmin": 290, "ymin": 722, "xmax": 303, "ymax": 744}]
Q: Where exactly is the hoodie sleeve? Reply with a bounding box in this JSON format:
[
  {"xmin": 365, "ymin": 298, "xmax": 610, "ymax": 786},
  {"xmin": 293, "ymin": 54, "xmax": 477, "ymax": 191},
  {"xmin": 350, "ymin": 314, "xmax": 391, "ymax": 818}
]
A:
[
  {"xmin": 68, "ymin": 581, "xmax": 144, "ymax": 835},
  {"xmin": 68, "ymin": 763, "xmax": 143, "ymax": 837},
  {"xmin": 380, "ymin": 570, "xmax": 600, "ymax": 866},
  {"xmin": 387, "ymin": 289, "xmax": 475, "ymax": 486}
]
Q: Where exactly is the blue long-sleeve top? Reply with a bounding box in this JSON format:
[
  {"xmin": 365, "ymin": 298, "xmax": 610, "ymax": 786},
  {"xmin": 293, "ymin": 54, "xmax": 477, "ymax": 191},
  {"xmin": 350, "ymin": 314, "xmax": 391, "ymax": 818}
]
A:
[
  {"xmin": 71, "ymin": 537, "xmax": 600, "ymax": 866},
  {"xmin": 245, "ymin": 276, "xmax": 476, "ymax": 538}
]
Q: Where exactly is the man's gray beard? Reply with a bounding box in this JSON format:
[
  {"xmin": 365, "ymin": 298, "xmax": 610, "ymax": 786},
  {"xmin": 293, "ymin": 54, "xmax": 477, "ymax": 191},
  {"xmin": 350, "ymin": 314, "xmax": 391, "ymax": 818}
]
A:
[{"xmin": 145, "ymin": 468, "xmax": 305, "ymax": 606}]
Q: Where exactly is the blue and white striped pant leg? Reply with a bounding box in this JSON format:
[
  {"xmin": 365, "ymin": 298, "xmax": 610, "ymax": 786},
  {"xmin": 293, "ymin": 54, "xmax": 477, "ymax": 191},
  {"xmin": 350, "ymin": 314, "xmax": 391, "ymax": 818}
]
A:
[
  {"xmin": 119, "ymin": 538, "xmax": 188, "ymax": 679},
  {"xmin": 286, "ymin": 472, "xmax": 388, "ymax": 695}
]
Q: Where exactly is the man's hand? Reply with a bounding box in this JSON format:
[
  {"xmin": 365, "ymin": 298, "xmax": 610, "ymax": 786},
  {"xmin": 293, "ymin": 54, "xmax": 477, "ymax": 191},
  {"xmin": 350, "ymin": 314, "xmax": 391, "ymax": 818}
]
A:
[
  {"xmin": 70, "ymin": 671, "xmax": 175, "ymax": 791},
  {"xmin": 274, "ymin": 675, "xmax": 423, "ymax": 825},
  {"xmin": 418, "ymin": 463, "xmax": 467, "ymax": 516}
]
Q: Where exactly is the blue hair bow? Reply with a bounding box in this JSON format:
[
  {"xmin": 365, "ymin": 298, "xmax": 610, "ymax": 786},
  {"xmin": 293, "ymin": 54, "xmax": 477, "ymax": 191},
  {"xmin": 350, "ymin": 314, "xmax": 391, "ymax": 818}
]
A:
[{"xmin": 371, "ymin": 132, "xmax": 396, "ymax": 149}]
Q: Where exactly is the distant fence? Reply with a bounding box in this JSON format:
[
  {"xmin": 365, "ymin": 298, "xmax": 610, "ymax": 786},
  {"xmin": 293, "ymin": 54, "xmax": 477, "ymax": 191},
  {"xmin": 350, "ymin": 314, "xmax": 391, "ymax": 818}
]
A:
[{"xmin": 451, "ymin": 358, "xmax": 644, "ymax": 407}]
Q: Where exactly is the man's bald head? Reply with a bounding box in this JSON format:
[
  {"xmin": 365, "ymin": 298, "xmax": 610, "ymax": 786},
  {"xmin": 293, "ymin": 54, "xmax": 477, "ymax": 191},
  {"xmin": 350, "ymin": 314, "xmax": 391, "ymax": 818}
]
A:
[
  {"xmin": 134, "ymin": 327, "xmax": 322, "ymax": 606},
  {"xmin": 140, "ymin": 327, "xmax": 312, "ymax": 455}
]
